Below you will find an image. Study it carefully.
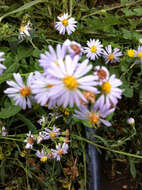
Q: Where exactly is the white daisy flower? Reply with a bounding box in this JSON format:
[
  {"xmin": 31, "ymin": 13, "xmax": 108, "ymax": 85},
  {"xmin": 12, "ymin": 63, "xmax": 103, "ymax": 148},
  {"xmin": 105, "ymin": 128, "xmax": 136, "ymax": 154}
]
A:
[
  {"xmin": 41, "ymin": 126, "xmax": 60, "ymax": 140},
  {"xmin": 55, "ymin": 13, "xmax": 77, "ymax": 35},
  {"xmin": 47, "ymin": 55, "xmax": 99, "ymax": 108},
  {"xmin": 83, "ymin": 39, "xmax": 103, "ymax": 60},
  {"xmin": 97, "ymin": 74, "xmax": 122, "ymax": 107},
  {"xmin": 102, "ymin": 45, "xmax": 122, "ymax": 64},
  {"xmin": 51, "ymin": 143, "xmax": 69, "ymax": 161},
  {"xmin": 18, "ymin": 23, "xmax": 32, "ymax": 40},
  {"xmin": 63, "ymin": 39, "xmax": 82, "ymax": 59},
  {"xmin": 74, "ymin": 102, "xmax": 115, "ymax": 127},
  {"xmin": 36, "ymin": 149, "xmax": 48, "ymax": 162},
  {"xmin": 24, "ymin": 131, "xmax": 35, "ymax": 149},
  {"xmin": 0, "ymin": 52, "xmax": 6, "ymax": 75},
  {"xmin": 31, "ymin": 73, "xmax": 56, "ymax": 107},
  {"xmin": 94, "ymin": 66, "xmax": 109, "ymax": 85},
  {"xmin": 39, "ymin": 43, "xmax": 67, "ymax": 74},
  {"xmin": 4, "ymin": 73, "xmax": 34, "ymax": 110},
  {"xmin": 136, "ymin": 46, "xmax": 142, "ymax": 63}
]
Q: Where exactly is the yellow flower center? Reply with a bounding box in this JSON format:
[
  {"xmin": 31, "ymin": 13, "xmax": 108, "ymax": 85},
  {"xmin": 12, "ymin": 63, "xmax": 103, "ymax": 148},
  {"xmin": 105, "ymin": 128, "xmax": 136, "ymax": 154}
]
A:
[
  {"xmin": 90, "ymin": 46, "xmax": 97, "ymax": 53},
  {"xmin": 57, "ymin": 149, "xmax": 63, "ymax": 156},
  {"xmin": 62, "ymin": 19, "xmax": 68, "ymax": 26},
  {"xmin": 127, "ymin": 49, "xmax": 135, "ymax": 58},
  {"xmin": 89, "ymin": 112, "xmax": 99, "ymax": 125},
  {"xmin": 137, "ymin": 52, "xmax": 142, "ymax": 58},
  {"xmin": 20, "ymin": 87, "xmax": 31, "ymax": 97},
  {"xmin": 102, "ymin": 81, "xmax": 112, "ymax": 94},
  {"xmin": 40, "ymin": 156, "xmax": 47, "ymax": 162},
  {"xmin": 20, "ymin": 26, "xmax": 26, "ymax": 32},
  {"xmin": 63, "ymin": 75, "xmax": 78, "ymax": 90},
  {"xmin": 108, "ymin": 54, "xmax": 114, "ymax": 60},
  {"xmin": 49, "ymin": 132, "xmax": 56, "ymax": 139}
]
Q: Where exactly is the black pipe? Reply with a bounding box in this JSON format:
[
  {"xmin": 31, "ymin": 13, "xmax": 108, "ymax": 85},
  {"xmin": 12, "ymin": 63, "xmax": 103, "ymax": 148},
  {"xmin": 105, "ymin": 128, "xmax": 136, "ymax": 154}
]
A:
[{"xmin": 85, "ymin": 127, "xmax": 100, "ymax": 190}]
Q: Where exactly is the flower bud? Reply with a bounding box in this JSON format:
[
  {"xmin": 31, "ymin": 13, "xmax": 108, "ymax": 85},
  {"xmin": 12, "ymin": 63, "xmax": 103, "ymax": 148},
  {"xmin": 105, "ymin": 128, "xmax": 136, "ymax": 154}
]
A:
[{"xmin": 127, "ymin": 117, "xmax": 135, "ymax": 125}]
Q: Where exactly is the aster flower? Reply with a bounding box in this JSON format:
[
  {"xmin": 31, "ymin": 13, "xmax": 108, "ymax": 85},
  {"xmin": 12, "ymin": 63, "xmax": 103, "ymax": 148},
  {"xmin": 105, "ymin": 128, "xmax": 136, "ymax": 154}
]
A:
[
  {"xmin": 94, "ymin": 66, "xmax": 109, "ymax": 85},
  {"xmin": 0, "ymin": 52, "xmax": 6, "ymax": 75},
  {"xmin": 4, "ymin": 73, "xmax": 33, "ymax": 110},
  {"xmin": 97, "ymin": 74, "xmax": 122, "ymax": 107},
  {"xmin": 74, "ymin": 102, "xmax": 115, "ymax": 127},
  {"xmin": 36, "ymin": 149, "xmax": 48, "ymax": 162},
  {"xmin": 41, "ymin": 126, "xmax": 60, "ymax": 140},
  {"xmin": 55, "ymin": 13, "xmax": 77, "ymax": 35},
  {"xmin": 63, "ymin": 39, "xmax": 82, "ymax": 59},
  {"xmin": 135, "ymin": 46, "xmax": 142, "ymax": 63},
  {"xmin": 24, "ymin": 131, "xmax": 35, "ymax": 149},
  {"xmin": 102, "ymin": 45, "xmax": 122, "ymax": 64},
  {"xmin": 18, "ymin": 23, "xmax": 32, "ymax": 40},
  {"xmin": 31, "ymin": 73, "xmax": 56, "ymax": 107},
  {"xmin": 51, "ymin": 143, "xmax": 69, "ymax": 161},
  {"xmin": 39, "ymin": 44, "xmax": 67, "ymax": 74},
  {"xmin": 83, "ymin": 39, "xmax": 103, "ymax": 60},
  {"xmin": 127, "ymin": 49, "xmax": 135, "ymax": 58},
  {"xmin": 47, "ymin": 55, "xmax": 99, "ymax": 108}
]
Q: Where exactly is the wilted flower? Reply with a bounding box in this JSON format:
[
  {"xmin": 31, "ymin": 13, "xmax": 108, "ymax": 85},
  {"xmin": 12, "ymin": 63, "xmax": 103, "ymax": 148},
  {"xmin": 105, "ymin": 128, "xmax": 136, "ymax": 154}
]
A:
[
  {"xmin": 24, "ymin": 131, "xmax": 35, "ymax": 149},
  {"xmin": 102, "ymin": 45, "xmax": 122, "ymax": 64},
  {"xmin": 84, "ymin": 39, "xmax": 103, "ymax": 60},
  {"xmin": 94, "ymin": 66, "xmax": 109, "ymax": 85},
  {"xmin": 64, "ymin": 39, "xmax": 82, "ymax": 59},
  {"xmin": 55, "ymin": 13, "xmax": 77, "ymax": 35},
  {"xmin": 127, "ymin": 117, "xmax": 135, "ymax": 125},
  {"xmin": 51, "ymin": 143, "xmax": 69, "ymax": 161},
  {"xmin": 4, "ymin": 73, "xmax": 34, "ymax": 110}
]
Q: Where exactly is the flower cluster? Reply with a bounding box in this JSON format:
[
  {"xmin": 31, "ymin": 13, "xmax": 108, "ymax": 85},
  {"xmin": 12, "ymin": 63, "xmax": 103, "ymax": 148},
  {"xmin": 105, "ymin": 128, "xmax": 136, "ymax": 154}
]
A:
[
  {"xmin": 4, "ymin": 38, "xmax": 123, "ymax": 128},
  {"xmin": 24, "ymin": 124, "xmax": 69, "ymax": 162}
]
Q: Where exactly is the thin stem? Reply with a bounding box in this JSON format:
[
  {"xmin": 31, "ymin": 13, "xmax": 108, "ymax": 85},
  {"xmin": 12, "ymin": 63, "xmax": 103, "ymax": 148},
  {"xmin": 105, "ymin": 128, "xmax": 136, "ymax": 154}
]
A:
[
  {"xmin": 69, "ymin": 0, "xmax": 72, "ymax": 16},
  {"xmin": 82, "ymin": 0, "xmax": 142, "ymax": 19},
  {"xmin": 72, "ymin": 134, "xmax": 142, "ymax": 159}
]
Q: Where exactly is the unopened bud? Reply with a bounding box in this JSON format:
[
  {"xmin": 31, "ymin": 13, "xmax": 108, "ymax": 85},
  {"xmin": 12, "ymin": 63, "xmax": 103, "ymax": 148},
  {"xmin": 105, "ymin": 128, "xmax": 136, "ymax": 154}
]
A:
[{"xmin": 127, "ymin": 118, "xmax": 135, "ymax": 125}]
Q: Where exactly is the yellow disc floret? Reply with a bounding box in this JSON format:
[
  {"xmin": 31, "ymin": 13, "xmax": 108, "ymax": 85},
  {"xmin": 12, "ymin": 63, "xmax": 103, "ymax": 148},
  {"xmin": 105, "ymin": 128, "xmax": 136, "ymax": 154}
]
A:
[
  {"xmin": 40, "ymin": 156, "xmax": 47, "ymax": 162},
  {"xmin": 102, "ymin": 81, "xmax": 112, "ymax": 94},
  {"xmin": 49, "ymin": 132, "xmax": 56, "ymax": 139},
  {"xmin": 62, "ymin": 19, "xmax": 68, "ymax": 26},
  {"xmin": 57, "ymin": 149, "xmax": 63, "ymax": 156},
  {"xmin": 63, "ymin": 75, "xmax": 78, "ymax": 90},
  {"xmin": 127, "ymin": 49, "xmax": 135, "ymax": 58},
  {"xmin": 90, "ymin": 46, "xmax": 97, "ymax": 53},
  {"xmin": 108, "ymin": 54, "xmax": 114, "ymax": 60},
  {"xmin": 137, "ymin": 52, "xmax": 142, "ymax": 58},
  {"xmin": 89, "ymin": 112, "xmax": 99, "ymax": 125},
  {"xmin": 20, "ymin": 26, "xmax": 26, "ymax": 32},
  {"xmin": 20, "ymin": 87, "xmax": 31, "ymax": 97}
]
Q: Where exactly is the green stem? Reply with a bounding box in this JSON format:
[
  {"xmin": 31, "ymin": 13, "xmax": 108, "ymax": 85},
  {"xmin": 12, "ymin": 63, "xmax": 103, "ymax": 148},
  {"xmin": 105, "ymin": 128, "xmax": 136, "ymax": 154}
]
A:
[
  {"xmin": 0, "ymin": 136, "xmax": 24, "ymax": 142},
  {"xmin": 72, "ymin": 134, "xmax": 142, "ymax": 159},
  {"xmin": 82, "ymin": 0, "xmax": 142, "ymax": 19},
  {"xmin": 69, "ymin": 0, "xmax": 72, "ymax": 16}
]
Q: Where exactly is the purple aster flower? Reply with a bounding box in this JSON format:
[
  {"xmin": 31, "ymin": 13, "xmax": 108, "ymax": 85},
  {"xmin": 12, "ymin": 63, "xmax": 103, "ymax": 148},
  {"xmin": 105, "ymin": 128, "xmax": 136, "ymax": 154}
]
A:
[{"xmin": 51, "ymin": 143, "xmax": 69, "ymax": 161}]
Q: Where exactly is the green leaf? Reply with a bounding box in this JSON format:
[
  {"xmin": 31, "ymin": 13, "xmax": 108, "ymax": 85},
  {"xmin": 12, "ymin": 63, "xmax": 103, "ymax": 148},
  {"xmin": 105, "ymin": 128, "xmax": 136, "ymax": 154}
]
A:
[
  {"xmin": 0, "ymin": 0, "xmax": 47, "ymax": 22},
  {"xmin": 5, "ymin": 62, "xmax": 19, "ymax": 74},
  {"xmin": 0, "ymin": 105, "xmax": 21, "ymax": 119},
  {"xmin": 130, "ymin": 159, "xmax": 136, "ymax": 178},
  {"xmin": 123, "ymin": 87, "xmax": 133, "ymax": 98},
  {"xmin": 17, "ymin": 113, "xmax": 36, "ymax": 132},
  {"xmin": 0, "ymin": 73, "xmax": 13, "ymax": 84}
]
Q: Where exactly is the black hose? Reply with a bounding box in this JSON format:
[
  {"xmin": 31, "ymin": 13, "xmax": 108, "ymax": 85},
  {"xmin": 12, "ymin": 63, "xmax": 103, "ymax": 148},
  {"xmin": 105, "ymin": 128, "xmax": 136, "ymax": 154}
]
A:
[{"xmin": 85, "ymin": 127, "xmax": 100, "ymax": 190}]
